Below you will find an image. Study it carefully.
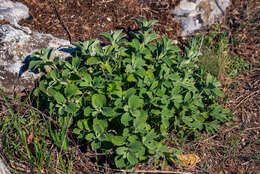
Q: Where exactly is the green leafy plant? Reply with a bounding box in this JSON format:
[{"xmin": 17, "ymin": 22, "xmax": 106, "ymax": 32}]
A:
[{"xmin": 28, "ymin": 17, "xmax": 230, "ymax": 169}]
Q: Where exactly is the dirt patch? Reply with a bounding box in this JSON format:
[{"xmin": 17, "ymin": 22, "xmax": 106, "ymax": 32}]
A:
[
  {"xmin": 12, "ymin": 0, "xmax": 181, "ymax": 43},
  {"xmin": 226, "ymin": 0, "xmax": 260, "ymax": 66}
]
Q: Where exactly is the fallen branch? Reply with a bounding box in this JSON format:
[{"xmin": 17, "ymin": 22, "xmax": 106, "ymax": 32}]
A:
[
  {"xmin": 50, "ymin": 0, "xmax": 72, "ymax": 43},
  {"xmin": 245, "ymin": 126, "xmax": 260, "ymax": 131},
  {"xmin": 233, "ymin": 89, "xmax": 260, "ymax": 113},
  {"xmin": 112, "ymin": 169, "xmax": 192, "ymax": 174}
]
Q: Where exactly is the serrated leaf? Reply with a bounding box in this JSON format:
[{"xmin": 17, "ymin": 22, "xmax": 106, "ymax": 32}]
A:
[
  {"xmin": 100, "ymin": 63, "xmax": 112, "ymax": 73},
  {"xmin": 72, "ymin": 56, "xmax": 80, "ymax": 68},
  {"xmin": 184, "ymin": 92, "xmax": 192, "ymax": 103},
  {"xmin": 73, "ymin": 128, "xmax": 81, "ymax": 134},
  {"xmin": 142, "ymin": 130, "xmax": 157, "ymax": 151},
  {"xmin": 66, "ymin": 102, "xmax": 79, "ymax": 114},
  {"xmin": 48, "ymin": 89, "xmax": 66, "ymax": 104},
  {"xmin": 128, "ymin": 95, "xmax": 143, "ymax": 110},
  {"xmin": 85, "ymin": 133, "xmax": 95, "ymax": 141},
  {"xmin": 123, "ymin": 128, "xmax": 130, "ymax": 137},
  {"xmin": 128, "ymin": 141, "xmax": 145, "ymax": 158},
  {"xmin": 86, "ymin": 57, "xmax": 100, "ymax": 65},
  {"xmin": 127, "ymin": 152, "xmax": 138, "ymax": 165},
  {"xmin": 127, "ymin": 74, "xmax": 137, "ymax": 82},
  {"xmin": 212, "ymin": 88, "xmax": 223, "ymax": 97},
  {"xmin": 92, "ymin": 94, "xmax": 106, "ymax": 109},
  {"xmin": 124, "ymin": 88, "xmax": 136, "ymax": 100},
  {"xmin": 103, "ymin": 107, "xmax": 118, "ymax": 117},
  {"xmin": 99, "ymin": 32, "xmax": 113, "ymax": 42},
  {"xmin": 146, "ymin": 70, "xmax": 154, "ymax": 80},
  {"xmin": 133, "ymin": 110, "xmax": 147, "ymax": 132},
  {"xmin": 151, "ymin": 109, "xmax": 161, "ymax": 115},
  {"xmin": 135, "ymin": 68, "xmax": 146, "ymax": 78},
  {"xmin": 91, "ymin": 140, "xmax": 101, "ymax": 150},
  {"xmin": 111, "ymin": 136, "xmax": 125, "ymax": 146},
  {"xmin": 77, "ymin": 120, "xmax": 84, "ymax": 129},
  {"xmin": 134, "ymin": 58, "xmax": 145, "ymax": 68},
  {"xmin": 93, "ymin": 118, "xmax": 108, "ymax": 134},
  {"xmin": 172, "ymin": 94, "xmax": 183, "ymax": 104},
  {"xmin": 49, "ymin": 69, "xmax": 57, "ymax": 79},
  {"xmin": 116, "ymin": 147, "xmax": 128, "ymax": 155},
  {"xmin": 206, "ymin": 74, "xmax": 213, "ymax": 86},
  {"xmin": 121, "ymin": 113, "xmax": 133, "ymax": 126},
  {"xmin": 84, "ymin": 107, "xmax": 93, "ymax": 117},
  {"xmin": 150, "ymin": 81, "xmax": 158, "ymax": 90},
  {"xmin": 28, "ymin": 60, "xmax": 42, "ymax": 71},
  {"xmin": 115, "ymin": 156, "xmax": 125, "ymax": 168}
]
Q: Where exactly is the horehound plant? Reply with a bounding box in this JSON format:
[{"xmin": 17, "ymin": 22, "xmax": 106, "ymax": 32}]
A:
[{"xmin": 28, "ymin": 17, "xmax": 230, "ymax": 169}]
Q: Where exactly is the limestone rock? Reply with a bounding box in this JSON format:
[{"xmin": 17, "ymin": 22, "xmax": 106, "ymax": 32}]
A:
[
  {"xmin": 0, "ymin": 157, "xmax": 10, "ymax": 174},
  {"xmin": 172, "ymin": 0, "xmax": 231, "ymax": 36},
  {"xmin": 0, "ymin": 0, "xmax": 31, "ymax": 33},
  {"xmin": 0, "ymin": 24, "xmax": 74, "ymax": 94}
]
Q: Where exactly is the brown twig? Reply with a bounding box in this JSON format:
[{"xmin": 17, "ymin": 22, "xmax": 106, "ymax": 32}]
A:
[
  {"xmin": 233, "ymin": 89, "xmax": 260, "ymax": 113},
  {"xmin": 112, "ymin": 169, "xmax": 191, "ymax": 174},
  {"xmin": 245, "ymin": 126, "xmax": 260, "ymax": 131},
  {"xmin": 50, "ymin": 1, "xmax": 72, "ymax": 43}
]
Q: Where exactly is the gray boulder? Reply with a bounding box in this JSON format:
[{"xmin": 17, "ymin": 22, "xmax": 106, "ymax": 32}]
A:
[
  {"xmin": 0, "ymin": 0, "xmax": 31, "ymax": 33},
  {"xmin": 0, "ymin": 24, "xmax": 73, "ymax": 94},
  {"xmin": 172, "ymin": 0, "xmax": 231, "ymax": 36}
]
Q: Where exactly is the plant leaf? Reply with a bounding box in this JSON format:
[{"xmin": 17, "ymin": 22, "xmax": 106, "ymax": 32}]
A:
[
  {"xmin": 128, "ymin": 95, "xmax": 143, "ymax": 110},
  {"xmin": 92, "ymin": 94, "xmax": 107, "ymax": 109}
]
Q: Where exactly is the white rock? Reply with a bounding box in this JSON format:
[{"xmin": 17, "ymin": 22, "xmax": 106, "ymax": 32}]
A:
[
  {"xmin": 171, "ymin": 0, "xmax": 231, "ymax": 36},
  {"xmin": 0, "ymin": 0, "xmax": 31, "ymax": 33},
  {"xmin": 0, "ymin": 24, "xmax": 74, "ymax": 94},
  {"xmin": 0, "ymin": 157, "xmax": 10, "ymax": 174},
  {"xmin": 179, "ymin": 0, "xmax": 197, "ymax": 11},
  {"xmin": 0, "ymin": 0, "xmax": 29, "ymax": 25}
]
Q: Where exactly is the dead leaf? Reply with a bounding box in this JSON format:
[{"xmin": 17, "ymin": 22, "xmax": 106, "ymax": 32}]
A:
[
  {"xmin": 175, "ymin": 154, "xmax": 201, "ymax": 168},
  {"xmin": 27, "ymin": 132, "xmax": 34, "ymax": 144}
]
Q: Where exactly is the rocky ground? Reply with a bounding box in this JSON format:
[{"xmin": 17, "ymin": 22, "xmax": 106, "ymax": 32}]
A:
[{"xmin": 0, "ymin": 0, "xmax": 259, "ymax": 173}]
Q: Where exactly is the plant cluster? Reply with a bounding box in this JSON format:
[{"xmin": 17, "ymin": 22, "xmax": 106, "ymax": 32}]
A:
[
  {"xmin": 28, "ymin": 18, "xmax": 230, "ymax": 168},
  {"xmin": 194, "ymin": 26, "xmax": 250, "ymax": 79},
  {"xmin": 0, "ymin": 92, "xmax": 74, "ymax": 173}
]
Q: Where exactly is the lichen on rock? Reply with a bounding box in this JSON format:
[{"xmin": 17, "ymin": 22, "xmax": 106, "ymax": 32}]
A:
[{"xmin": 0, "ymin": 24, "xmax": 74, "ymax": 95}]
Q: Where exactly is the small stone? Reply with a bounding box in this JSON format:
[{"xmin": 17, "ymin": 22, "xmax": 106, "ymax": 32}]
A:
[
  {"xmin": 0, "ymin": 157, "xmax": 11, "ymax": 174},
  {"xmin": 179, "ymin": 0, "xmax": 196, "ymax": 11}
]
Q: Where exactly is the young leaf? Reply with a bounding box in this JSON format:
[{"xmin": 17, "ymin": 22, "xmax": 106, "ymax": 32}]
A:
[
  {"xmin": 127, "ymin": 152, "xmax": 138, "ymax": 165},
  {"xmin": 121, "ymin": 113, "xmax": 133, "ymax": 126},
  {"xmin": 47, "ymin": 89, "xmax": 66, "ymax": 104},
  {"xmin": 93, "ymin": 118, "xmax": 108, "ymax": 134},
  {"xmin": 64, "ymin": 84, "xmax": 81, "ymax": 98},
  {"xmin": 115, "ymin": 156, "xmax": 126, "ymax": 168},
  {"xmin": 128, "ymin": 95, "xmax": 143, "ymax": 110},
  {"xmin": 86, "ymin": 57, "xmax": 100, "ymax": 65},
  {"xmin": 84, "ymin": 107, "xmax": 94, "ymax": 117},
  {"xmin": 116, "ymin": 147, "xmax": 128, "ymax": 155},
  {"xmin": 111, "ymin": 136, "xmax": 126, "ymax": 146},
  {"xmin": 65, "ymin": 103, "xmax": 79, "ymax": 114},
  {"xmin": 72, "ymin": 56, "xmax": 81, "ymax": 68}
]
